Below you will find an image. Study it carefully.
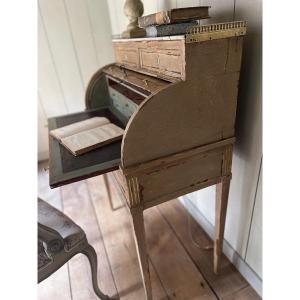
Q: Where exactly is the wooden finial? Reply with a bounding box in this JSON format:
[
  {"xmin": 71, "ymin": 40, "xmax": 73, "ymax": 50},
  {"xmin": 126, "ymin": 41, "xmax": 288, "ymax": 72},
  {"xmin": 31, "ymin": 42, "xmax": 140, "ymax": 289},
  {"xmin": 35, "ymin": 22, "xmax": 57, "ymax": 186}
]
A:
[{"xmin": 122, "ymin": 0, "xmax": 146, "ymax": 38}]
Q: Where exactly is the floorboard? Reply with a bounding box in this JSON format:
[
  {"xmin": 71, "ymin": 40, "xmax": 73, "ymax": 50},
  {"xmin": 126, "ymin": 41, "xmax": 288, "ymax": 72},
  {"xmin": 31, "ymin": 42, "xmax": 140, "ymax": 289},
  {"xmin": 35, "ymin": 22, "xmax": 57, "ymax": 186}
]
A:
[
  {"xmin": 87, "ymin": 175, "xmax": 167, "ymax": 300},
  {"xmin": 158, "ymin": 200, "xmax": 249, "ymax": 299},
  {"xmin": 38, "ymin": 264, "xmax": 72, "ymax": 300},
  {"xmin": 38, "ymin": 165, "xmax": 261, "ymax": 300},
  {"xmin": 61, "ymin": 180, "xmax": 118, "ymax": 300},
  {"xmin": 145, "ymin": 206, "xmax": 217, "ymax": 300},
  {"xmin": 223, "ymin": 286, "xmax": 261, "ymax": 300},
  {"xmin": 38, "ymin": 163, "xmax": 72, "ymax": 300},
  {"xmin": 38, "ymin": 161, "xmax": 61, "ymax": 209}
]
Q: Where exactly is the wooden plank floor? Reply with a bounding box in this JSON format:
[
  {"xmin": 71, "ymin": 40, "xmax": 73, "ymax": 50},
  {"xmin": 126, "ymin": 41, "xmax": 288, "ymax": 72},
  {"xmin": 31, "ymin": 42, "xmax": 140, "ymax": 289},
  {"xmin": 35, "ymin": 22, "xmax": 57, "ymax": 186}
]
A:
[{"xmin": 38, "ymin": 162, "xmax": 261, "ymax": 300}]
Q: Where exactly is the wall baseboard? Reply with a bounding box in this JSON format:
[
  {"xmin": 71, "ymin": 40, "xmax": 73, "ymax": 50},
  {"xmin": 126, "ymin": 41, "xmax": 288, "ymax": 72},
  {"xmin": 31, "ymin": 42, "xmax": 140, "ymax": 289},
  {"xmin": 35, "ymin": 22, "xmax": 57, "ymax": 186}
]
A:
[{"xmin": 180, "ymin": 196, "xmax": 262, "ymax": 297}]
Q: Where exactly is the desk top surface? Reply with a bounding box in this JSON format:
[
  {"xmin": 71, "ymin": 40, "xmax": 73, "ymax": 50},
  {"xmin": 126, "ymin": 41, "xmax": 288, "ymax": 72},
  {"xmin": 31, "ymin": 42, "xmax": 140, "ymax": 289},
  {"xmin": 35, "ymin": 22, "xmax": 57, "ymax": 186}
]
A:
[{"xmin": 48, "ymin": 108, "xmax": 123, "ymax": 188}]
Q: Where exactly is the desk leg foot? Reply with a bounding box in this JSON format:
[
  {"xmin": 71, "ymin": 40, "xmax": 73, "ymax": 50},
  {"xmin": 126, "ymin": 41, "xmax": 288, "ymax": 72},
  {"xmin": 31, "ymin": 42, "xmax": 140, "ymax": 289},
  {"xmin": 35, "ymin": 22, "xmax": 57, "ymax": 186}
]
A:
[
  {"xmin": 214, "ymin": 176, "xmax": 230, "ymax": 274},
  {"xmin": 131, "ymin": 206, "xmax": 153, "ymax": 300}
]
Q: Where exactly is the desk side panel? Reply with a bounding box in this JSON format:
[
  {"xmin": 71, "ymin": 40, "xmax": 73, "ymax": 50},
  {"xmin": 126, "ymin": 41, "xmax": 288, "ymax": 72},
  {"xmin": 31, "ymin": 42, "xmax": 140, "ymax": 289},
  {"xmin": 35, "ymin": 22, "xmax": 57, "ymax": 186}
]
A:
[
  {"xmin": 121, "ymin": 37, "xmax": 243, "ymax": 168},
  {"xmin": 121, "ymin": 73, "xmax": 239, "ymax": 167},
  {"xmin": 118, "ymin": 144, "xmax": 233, "ymax": 208}
]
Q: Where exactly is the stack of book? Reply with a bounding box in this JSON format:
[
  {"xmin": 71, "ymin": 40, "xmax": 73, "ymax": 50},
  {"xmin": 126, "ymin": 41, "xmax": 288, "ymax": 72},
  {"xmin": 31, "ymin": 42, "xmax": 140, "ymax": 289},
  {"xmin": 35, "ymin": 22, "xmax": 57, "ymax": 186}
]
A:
[{"xmin": 138, "ymin": 6, "xmax": 210, "ymax": 38}]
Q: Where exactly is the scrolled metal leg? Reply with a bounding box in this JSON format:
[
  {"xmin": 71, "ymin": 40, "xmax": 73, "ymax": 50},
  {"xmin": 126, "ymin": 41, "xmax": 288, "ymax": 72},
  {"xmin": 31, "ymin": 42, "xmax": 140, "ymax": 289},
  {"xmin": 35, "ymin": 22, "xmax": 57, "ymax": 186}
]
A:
[{"xmin": 82, "ymin": 244, "xmax": 114, "ymax": 300}]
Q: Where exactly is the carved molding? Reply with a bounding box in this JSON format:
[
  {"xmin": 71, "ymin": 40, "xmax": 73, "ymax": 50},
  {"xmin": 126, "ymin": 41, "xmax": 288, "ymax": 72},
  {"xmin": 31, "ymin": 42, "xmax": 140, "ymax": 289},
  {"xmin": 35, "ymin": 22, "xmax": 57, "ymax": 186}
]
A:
[
  {"xmin": 222, "ymin": 145, "xmax": 233, "ymax": 175},
  {"xmin": 126, "ymin": 176, "xmax": 141, "ymax": 208}
]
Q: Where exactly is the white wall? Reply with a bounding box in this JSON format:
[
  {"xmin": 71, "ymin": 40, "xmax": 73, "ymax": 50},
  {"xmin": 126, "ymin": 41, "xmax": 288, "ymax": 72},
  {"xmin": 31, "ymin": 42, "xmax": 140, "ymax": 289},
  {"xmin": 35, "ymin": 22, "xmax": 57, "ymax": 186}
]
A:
[
  {"xmin": 183, "ymin": 0, "xmax": 263, "ymax": 280},
  {"xmin": 106, "ymin": 0, "xmax": 262, "ymax": 292},
  {"xmin": 38, "ymin": 0, "xmax": 114, "ymax": 161}
]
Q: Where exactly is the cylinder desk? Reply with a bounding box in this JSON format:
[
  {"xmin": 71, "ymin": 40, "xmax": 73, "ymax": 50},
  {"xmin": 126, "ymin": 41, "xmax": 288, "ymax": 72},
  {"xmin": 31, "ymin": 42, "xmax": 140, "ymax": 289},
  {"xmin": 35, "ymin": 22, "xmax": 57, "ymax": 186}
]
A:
[{"xmin": 48, "ymin": 21, "xmax": 246, "ymax": 300}]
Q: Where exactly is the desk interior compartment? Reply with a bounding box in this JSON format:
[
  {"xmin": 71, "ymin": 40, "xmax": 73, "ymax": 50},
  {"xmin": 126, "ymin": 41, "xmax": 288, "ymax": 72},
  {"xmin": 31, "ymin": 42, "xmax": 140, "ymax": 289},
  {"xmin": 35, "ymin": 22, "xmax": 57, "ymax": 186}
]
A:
[
  {"xmin": 48, "ymin": 108, "xmax": 124, "ymax": 188},
  {"xmin": 49, "ymin": 65, "xmax": 172, "ymax": 188}
]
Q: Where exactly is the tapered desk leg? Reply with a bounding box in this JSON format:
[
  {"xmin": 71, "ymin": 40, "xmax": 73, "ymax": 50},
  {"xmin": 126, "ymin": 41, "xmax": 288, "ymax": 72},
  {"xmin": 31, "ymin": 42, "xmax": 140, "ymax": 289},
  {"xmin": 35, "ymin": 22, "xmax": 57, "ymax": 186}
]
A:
[
  {"xmin": 131, "ymin": 206, "xmax": 153, "ymax": 300},
  {"xmin": 214, "ymin": 176, "xmax": 231, "ymax": 274}
]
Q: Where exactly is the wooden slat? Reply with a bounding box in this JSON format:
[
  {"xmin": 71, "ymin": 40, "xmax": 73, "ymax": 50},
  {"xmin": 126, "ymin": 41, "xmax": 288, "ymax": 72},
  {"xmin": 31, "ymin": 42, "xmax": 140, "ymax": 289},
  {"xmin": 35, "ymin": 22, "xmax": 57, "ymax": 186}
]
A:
[
  {"xmin": 106, "ymin": 0, "xmax": 120, "ymax": 36},
  {"xmin": 64, "ymin": 0, "xmax": 99, "ymax": 87},
  {"xmin": 176, "ymin": 0, "xmax": 201, "ymax": 8},
  {"xmin": 39, "ymin": 0, "xmax": 85, "ymax": 113},
  {"xmin": 38, "ymin": 162, "xmax": 61, "ymax": 209},
  {"xmin": 38, "ymin": 265, "xmax": 72, "ymax": 300},
  {"xmin": 143, "ymin": 0, "xmax": 157, "ymax": 15},
  {"xmin": 38, "ymin": 97, "xmax": 50, "ymax": 161},
  {"xmin": 87, "ymin": 175, "xmax": 167, "ymax": 300},
  {"xmin": 144, "ymin": 206, "xmax": 217, "ymax": 300},
  {"xmin": 231, "ymin": 0, "xmax": 263, "ymax": 260},
  {"xmin": 245, "ymin": 161, "xmax": 262, "ymax": 278},
  {"xmin": 38, "ymin": 10, "xmax": 67, "ymax": 118},
  {"xmin": 199, "ymin": 0, "xmax": 235, "ymax": 25},
  {"xmin": 157, "ymin": 0, "xmax": 177, "ymax": 11},
  {"xmin": 61, "ymin": 180, "xmax": 118, "ymax": 300},
  {"xmin": 86, "ymin": 0, "xmax": 114, "ymax": 66},
  {"xmin": 38, "ymin": 163, "xmax": 72, "ymax": 300},
  {"xmin": 107, "ymin": 0, "xmax": 127, "ymax": 36},
  {"xmin": 223, "ymin": 286, "xmax": 261, "ymax": 300},
  {"xmin": 158, "ymin": 200, "xmax": 249, "ymax": 299}
]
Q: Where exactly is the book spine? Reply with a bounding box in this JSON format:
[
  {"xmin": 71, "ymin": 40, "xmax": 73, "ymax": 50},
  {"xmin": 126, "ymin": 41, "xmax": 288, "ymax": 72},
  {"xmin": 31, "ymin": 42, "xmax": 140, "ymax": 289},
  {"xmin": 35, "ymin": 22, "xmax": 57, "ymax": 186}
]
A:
[
  {"xmin": 145, "ymin": 22, "xmax": 197, "ymax": 38},
  {"xmin": 169, "ymin": 7, "xmax": 210, "ymax": 22},
  {"xmin": 138, "ymin": 11, "xmax": 170, "ymax": 28}
]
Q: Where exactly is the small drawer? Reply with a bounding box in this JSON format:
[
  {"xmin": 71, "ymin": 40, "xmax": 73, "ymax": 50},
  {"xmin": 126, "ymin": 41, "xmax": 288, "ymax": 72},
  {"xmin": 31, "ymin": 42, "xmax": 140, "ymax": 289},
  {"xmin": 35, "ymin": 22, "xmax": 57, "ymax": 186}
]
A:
[
  {"xmin": 113, "ymin": 39, "xmax": 185, "ymax": 81},
  {"xmin": 139, "ymin": 49, "xmax": 183, "ymax": 78},
  {"xmin": 115, "ymin": 47, "xmax": 139, "ymax": 68}
]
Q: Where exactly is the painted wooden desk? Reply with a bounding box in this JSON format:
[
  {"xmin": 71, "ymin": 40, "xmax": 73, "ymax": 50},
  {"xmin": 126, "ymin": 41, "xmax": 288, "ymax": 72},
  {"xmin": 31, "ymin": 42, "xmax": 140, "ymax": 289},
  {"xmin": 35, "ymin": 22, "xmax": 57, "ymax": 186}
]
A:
[{"xmin": 48, "ymin": 21, "xmax": 246, "ymax": 300}]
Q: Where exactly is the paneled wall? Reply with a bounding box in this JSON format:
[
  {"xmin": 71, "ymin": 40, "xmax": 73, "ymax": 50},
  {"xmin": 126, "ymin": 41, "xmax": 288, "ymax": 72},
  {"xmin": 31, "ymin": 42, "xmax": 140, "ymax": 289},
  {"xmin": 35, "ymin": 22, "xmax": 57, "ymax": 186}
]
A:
[
  {"xmin": 38, "ymin": 0, "xmax": 114, "ymax": 160},
  {"xmin": 107, "ymin": 0, "xmax": 262, "ymax": 293}
]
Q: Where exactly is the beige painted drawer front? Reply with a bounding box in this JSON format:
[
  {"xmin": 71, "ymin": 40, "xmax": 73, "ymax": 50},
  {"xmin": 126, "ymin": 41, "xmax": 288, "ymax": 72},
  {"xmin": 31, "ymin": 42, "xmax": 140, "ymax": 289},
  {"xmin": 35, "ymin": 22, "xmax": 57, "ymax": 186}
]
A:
[
  {"xmin": 115, "ymin": 47, "xmax": 139, "ymax": 68},
  {"xmin": 139, "ymin": 49, "xmax": 183, "ymax": 78},
  {"xmin": 138, "ymin": 149, "xmax": 223, "ymax": 203},
  {"xmin": 113, "ymin": 39, "xmax": 185, "ymax": 81}
]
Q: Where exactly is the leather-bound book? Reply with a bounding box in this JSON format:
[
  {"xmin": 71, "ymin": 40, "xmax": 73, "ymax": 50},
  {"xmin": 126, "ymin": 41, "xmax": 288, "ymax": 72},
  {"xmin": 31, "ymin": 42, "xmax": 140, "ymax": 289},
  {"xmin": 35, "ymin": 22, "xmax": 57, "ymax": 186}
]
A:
[{"xmin": 138, "ymin": 6, "xmax": 210, "ymax": 28}]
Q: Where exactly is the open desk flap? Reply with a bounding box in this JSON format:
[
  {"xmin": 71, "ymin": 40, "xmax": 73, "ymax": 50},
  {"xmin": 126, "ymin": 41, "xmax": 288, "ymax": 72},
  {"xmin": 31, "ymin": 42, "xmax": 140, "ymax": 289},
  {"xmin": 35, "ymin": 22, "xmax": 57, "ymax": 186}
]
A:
[{"xmin": 48, "ymin": 108, "xmax": 124, "ymax": 188}]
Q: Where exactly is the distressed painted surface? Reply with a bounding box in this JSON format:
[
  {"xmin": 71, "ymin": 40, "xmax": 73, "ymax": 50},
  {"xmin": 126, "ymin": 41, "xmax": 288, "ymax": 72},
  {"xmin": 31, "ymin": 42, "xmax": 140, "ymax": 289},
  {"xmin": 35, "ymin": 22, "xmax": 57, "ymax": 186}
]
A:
[
  {"xmin": 38, "ymin": 0, "xmax": 262, "ymax": 283},
  {"xmin": 105, "ymin": 0, "xmax": 262, "ymax": 280}
]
